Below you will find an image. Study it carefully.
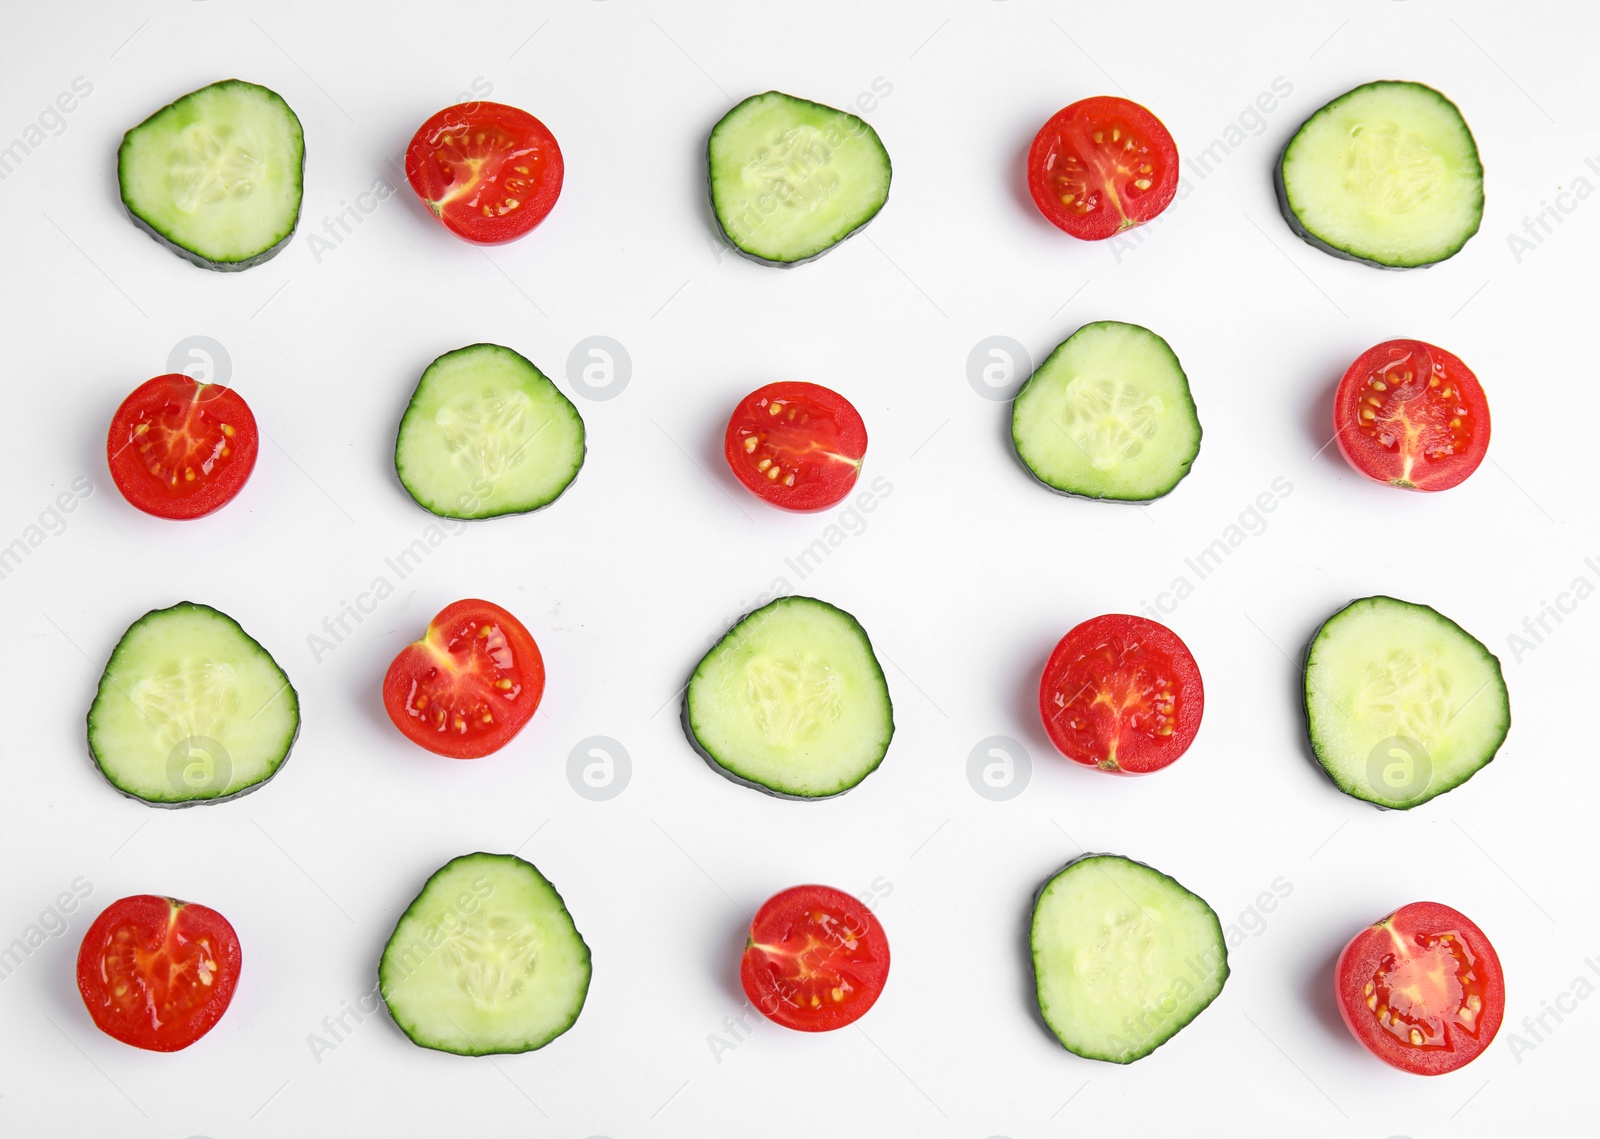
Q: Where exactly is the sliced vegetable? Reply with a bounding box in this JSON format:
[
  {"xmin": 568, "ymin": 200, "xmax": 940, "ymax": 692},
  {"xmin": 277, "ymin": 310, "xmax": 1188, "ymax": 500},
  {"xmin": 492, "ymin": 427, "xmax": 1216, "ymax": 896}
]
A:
[
  {"xmin": 684, "ymin": 596, "xmax": 893, "ymax": 798},
  {"xmin": 118, "ymin": 80, "xmax": 305, "ymax": 271},
  {"xmin": 723, "ymin": 381, "xmax": 866, "ymax": 511},
  {"xmin": 380, "ymin": 853, "xmax": 590, "ymax": 1055},
  {"xmin": 77, "ymin": 895, "xmax": 241, "ymax": 1051},
  {"xmin": 1012, "ymin": 320, "xmax": 1201, "ymax": 501},
  {"xmin": 1336, "ymin": 901, "xmax": 1504, "ymax": 1075},
  {"xmin": 88, "ymin": 602, "xmax": 299, "ymax": 806},
  {"xmin": 1304, "ymin": 596, "xmax": 1509, "ymax": 809},
  {"xmin": 741, "ymin": 884, "xmax": 890, "ymax": 1031},
  {"xmin": 1032, "ymin": 854, "xmax": 1227, "ymax": 1063},
  {"xmin": 395, "ymin": 343, "xmax": 585, "ymax": 519},
  {"xmin": 709, "ymin": 91, "xmax": 891, "ymax": 265},
  {"xmin": 1334, "ymin": 339, "xmax": 1489, "ymax": 491},
  {"xmin": 106, "ymin": 373, "xmax": 258, "ymax": 519},
  {"xmin": 1039, "ymin": 614, "xmax": 1203, "ymax": 774},
  {"xmin": 405, "ymin": 102, "xmax": 563, "ymax": 244},
  {"xmin": 1277, "ymin": 81, "xmax": 1483, "ymax": 268},
  {"xmin": 1027, "ymin": 96, "xmax": 1179, "ymax": 239},
  {"xmin": 382, "ymin": 599, "xmax": 544, "ymax": 759}
]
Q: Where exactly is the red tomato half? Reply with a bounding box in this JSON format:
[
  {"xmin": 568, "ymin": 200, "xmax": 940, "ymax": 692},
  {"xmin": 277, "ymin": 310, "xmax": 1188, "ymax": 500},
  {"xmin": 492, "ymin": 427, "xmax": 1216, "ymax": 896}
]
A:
[
  {"xmin": 723, "ymin": 382, "xmax": 867, "ymax": 511},
  {"xmin": 382, "ymin": 599, "xmax": 545, "ymax": 759},
  {"xmin": 741, "ymin": 885, "xmax": 889, "ymax": 1032},
  {"xmin": 106, "ymin": 374, "xmax": 258, "ymax": 520},
  {"xmin": 1334, "ymin": 339, "xmax": 1490, "ymax": 492},
  {"xmin": 1335, "ymin": 901, "xmax": 1505, "ymax": 1075},
  {"xmin": 1038, "ymin": 614, "xmax": 1203, "ymax": 774},
  {"xmin": 76, "ymin": 895, "xmax": 241, "ymax": 1052},
  {"xmin": 405, "ymin": 102, "xmax": 563, "ymax": 244},
  {"xmin": 1027, "ymin": 96, "xmax": 1180, "ymax": 240}
]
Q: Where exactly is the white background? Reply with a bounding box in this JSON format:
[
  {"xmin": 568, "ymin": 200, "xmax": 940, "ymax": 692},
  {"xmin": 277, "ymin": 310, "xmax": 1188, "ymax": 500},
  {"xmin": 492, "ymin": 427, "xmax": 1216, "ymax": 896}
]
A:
[{"xmin": 1, "ymin": 0, "xmax": 1596, "ymax": 1135}]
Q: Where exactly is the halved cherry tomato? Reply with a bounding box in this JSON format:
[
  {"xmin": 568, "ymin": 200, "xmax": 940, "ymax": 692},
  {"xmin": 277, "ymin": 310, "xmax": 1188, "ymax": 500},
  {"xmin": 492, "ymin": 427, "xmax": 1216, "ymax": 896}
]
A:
[
  {"xmin": 1334, "ymin": 339, "xmax": 1490, "ymax": 492},
  {"xmin": 1027, "ymin": 96, "xmax": 1180, "ymax": 240},
  {"xmin": 723, "ymin": 382, "xmax": 867, "ymax": 511},
  {"xmin": 383, "ymin": 599, "xmax": 545, "ymax": 759},
  {"xmin": 741, "ymin": 885, "xmax": 889, "ymax": 1032},
  {"xmin": 76, "ymin": 895, "xmax": 241, "ymax": 1052},
  {"xmin": 1038, "ymin": 614, "xmax": 1203, "ymax": 774},
  {"xmin": 405, "ymin": 102, "xmax": 563, "ymax": 244},
  {"xmin": 1335, "ymin": 901, "xmax": 1505, "ymax": 1075},
  {"xmin": 106, "ymin": 374, "xmax": 258, "ymax": 520}
]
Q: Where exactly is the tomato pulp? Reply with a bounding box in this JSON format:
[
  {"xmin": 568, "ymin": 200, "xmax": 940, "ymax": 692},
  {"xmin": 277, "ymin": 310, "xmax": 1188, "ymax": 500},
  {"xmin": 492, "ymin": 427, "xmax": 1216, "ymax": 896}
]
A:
[
  {"xmin": 106, "ymin": 373, "xmax": 258, "ymax": 519},
  {"xmin": 76, "ymin": 895, "xmax": 242, "ymax": 1052},
  {"xmin": 1333, "ymin": 339, "xmax": 1490, "ymax": 491},
  {"xmin": 1027, "ymin": 96, "xmax": 1180, "ymax": 240},
  {"xmin": 1038, "ymin": 614, "xmax": 1204, "ymax": 774},
  {"xmin": 382, "ymin": 599, "xmax": 545, "ymax": 758},
  {"xmin": 1335, "ymin": 901, "xmax": 1505, "ymax": 1075},
  {"xmin": 405, "ymin": 102, "xmax": 564, "ymax": 244},
  {"xmin": 723, "ymin": 382, "xmax": 867, "ymax": 511},
  {"xmin": 741, "ymin": 885, "xmax": 890, "ymax": 1031}
]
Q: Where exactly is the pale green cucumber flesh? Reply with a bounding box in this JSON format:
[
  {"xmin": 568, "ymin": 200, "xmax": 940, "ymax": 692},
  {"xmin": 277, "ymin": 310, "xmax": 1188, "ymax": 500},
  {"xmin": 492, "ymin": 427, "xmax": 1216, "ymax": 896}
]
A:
[
  {"xmin": 118, "ymin": 79, "xmax": 305, "ymax": 270},
  {"xmin": 1277, "ymin": 81, "xmax": 1483, "ymax": 268},
  {"xmin": 395, "ymin": 343, "xmax": 586, "ymax": 519},
  {"xmin": 1304, "ymin": 595, "xmax": 1509, "ymax": 809},
  {"xmin": 684, "ymin": 596, "xmax": 893, "ymax": 798},
  {"xmin": 1011, "ymin": 320, "xmax": 1201, "ymax": 501},
  {"xmin": 709, "ymin": 91, "xmax": 891, "ymax": 264},
  {"xmin": 1032, "ymin": 854, "xmax": 1228, "ymax": 1064},
  {"xmin": 379, "ymin": 853, "xmax": 591, "ymax": 1056},
  {"xmin": 87, "ymin": 602, "xmax": 299, "ymax": 805}
]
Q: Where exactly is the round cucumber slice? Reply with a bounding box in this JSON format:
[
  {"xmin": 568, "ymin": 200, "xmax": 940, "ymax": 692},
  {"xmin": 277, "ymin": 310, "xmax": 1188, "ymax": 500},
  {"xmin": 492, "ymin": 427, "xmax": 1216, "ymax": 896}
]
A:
[
  {"xmin": 1011, "ymin": 321, "xmax": 1201, "ymax": 502},
  {"xmin": 1276, "ymin": 81, "xmax": 1484, "ymax": 268},
  {"xmin": 684, "ymin": 596, "xmax": 894, "ymax": 798},
  {"xmin": 709, "ymin": 91, "xmax": 892, "ymax": 265},
  {"xmin": 395, "ymin": 343, "xmax": 586, "ymax": 519},
  {"xmin": 87, "ymin": 602, "xmax": 300, "ymax": 806},
  {"xmin": 117, "ymin": 79, "xmax": 306, "ymax": 271},
  {"xmin": 1032, "ymin": 854, "xmax": 1228, "ymax": 1064},
  {"xmin": 1304, "ymin": 596, "xmax": 1509, "ymax": 809},
  {"xmin": 379, "ymin": 853, "xmax": 591, "ymax": 1056}
]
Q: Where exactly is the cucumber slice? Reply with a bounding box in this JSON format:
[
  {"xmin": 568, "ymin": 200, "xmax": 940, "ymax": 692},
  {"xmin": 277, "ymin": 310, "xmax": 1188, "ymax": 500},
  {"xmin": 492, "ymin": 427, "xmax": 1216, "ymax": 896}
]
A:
[
  {"xmin": 1032, "ymin": 854, "xmax": 1228, "ymax": 1064},
  {"xmin": 379, "ymin": 853, "xmax": 591, "ymax": 1056},
  {"xmin": 1276, "ymin": 81, "xmax": 1483, "ymax": 268},
  {"xmin": 87, "ymin": 602, "xmax": 299, "ymax": 806},
  {"xmin": 684, "ymin": 596, "xmax": 893, "ymax": 798},
  {"xmin": 1304, "ymin": 596, "xmax": 1509, "ymax": 809},
  {"xmin": 395, "ymin": 344, "xmax": 586, "ymax": 519},
  {"xmin": 709, "ymin": 91, "xmax": 892, "ymax": 265},
  {"xmin": 118, "ymin": 79, "xmax": 306, "ymax": 271},
  {"xmin": 1011, "ymin": 321, "xmax": 1201, "ymax": 502}
]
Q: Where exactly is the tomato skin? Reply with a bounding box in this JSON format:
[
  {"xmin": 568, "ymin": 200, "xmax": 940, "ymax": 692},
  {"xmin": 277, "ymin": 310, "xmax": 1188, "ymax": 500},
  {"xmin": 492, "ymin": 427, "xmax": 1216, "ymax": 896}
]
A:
[
  {"xmin": 1334, "ymin": 340, "xmax": 1490, "ymax": 492},
  {"xmin": 741, "ymin": 885, "xmax": 890, "ymax": 1032},
  {"xmin": 723, "ymin": 382, "xmax": 867, "ymax": 512},
  {"xmin": 1335, "ymin": 901, "xmax": 1504, "ymax": 1075},
  {"xmin": 76, "ymin": 895, "xmax": 241, "ymax": 1052},
  {"xmin": 1027, "ymin": 96, "xmax": 1180, "ymax": 240},
  {"xmin": 106, "ymin": 374, "xmax": 259, "ymax": 520},
  {"xmin": 1038, "ymin": 614, "xmax": 1203, "ymax": 774},
  {"xmin": 405, "ymin": 102, "xmax": 563, "ymax": 245},
  {"xmin": 382, "ymin": 599, "xmax": 545, "ymax": 759}
]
